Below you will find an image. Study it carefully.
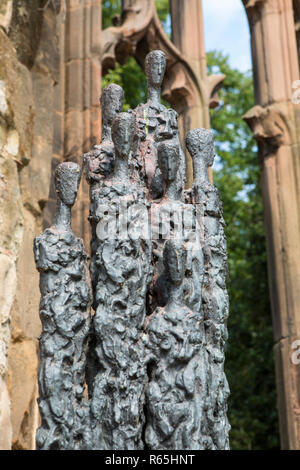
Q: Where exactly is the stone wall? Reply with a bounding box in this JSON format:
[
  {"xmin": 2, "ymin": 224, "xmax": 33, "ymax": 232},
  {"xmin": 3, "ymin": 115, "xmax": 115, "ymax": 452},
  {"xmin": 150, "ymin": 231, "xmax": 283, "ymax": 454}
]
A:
[
  {"xmin": 0, "ymin": 27, "xmax": 32, "ymax": 449},
  {"xmin": 0, "ymin": 0, "xmax": 60, "ymax": 450},
  {"xmin": 43, "ymin": 0, "xmax": 102, "ymax": 248}
]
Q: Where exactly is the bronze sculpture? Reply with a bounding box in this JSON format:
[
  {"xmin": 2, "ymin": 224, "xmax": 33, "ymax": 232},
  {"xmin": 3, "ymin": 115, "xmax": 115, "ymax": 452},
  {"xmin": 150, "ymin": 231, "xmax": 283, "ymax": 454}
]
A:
[
  {"xmin": 89, "ymin": 112, "xmax": 151, "ymax": 450},
  {"xmin": 34, "ymin": 162, "xmax": 92, "ymax": 450},
  {"xmin": 34, "ymin": 50, "xmax": 230, "ymax": 450},
  {"xmin": 187, "ymin": 128, "xmax": 231, "ymax": 449},
  {"xmin": 133, "ymin": 50, "xmax": 186, "ymax": 200}
]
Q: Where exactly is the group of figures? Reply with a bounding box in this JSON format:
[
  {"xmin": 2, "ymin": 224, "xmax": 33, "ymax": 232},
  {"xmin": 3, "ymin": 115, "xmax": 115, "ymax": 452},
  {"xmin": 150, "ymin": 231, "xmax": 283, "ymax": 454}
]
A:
[{"xmin": 34, "ymin": 50, "xmax": 230, "ymax": 450}]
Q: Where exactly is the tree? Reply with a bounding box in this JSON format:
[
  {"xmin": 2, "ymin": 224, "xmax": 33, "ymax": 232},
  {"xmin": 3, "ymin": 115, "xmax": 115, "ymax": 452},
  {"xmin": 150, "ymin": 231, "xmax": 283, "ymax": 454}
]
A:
[
  {"xmin": 102, "ymin": 0, "xmax": 170, "ymax": 29},
  {"xmin": 102, "ymin": 0, "xmax": 121, "ymax": 29}
]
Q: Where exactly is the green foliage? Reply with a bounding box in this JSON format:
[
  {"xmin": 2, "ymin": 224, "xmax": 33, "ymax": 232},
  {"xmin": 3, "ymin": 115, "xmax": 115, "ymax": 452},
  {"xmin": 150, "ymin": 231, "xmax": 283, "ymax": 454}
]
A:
[
  {"xmin": 102, "ymin": 1, "xmax": 279, "ymax": 450},
  {"xmin": 155, "ymin": 0, "xmax": 170, "ymax": 24},
  {"xmin": 102, "ymin": 0, "xmax": 169, "ymax": 29},
  {"xmin": 102, "ymin": 0, "xmax": 121, "ymax": 29},
  {"xmin": 102, "ymin": 58, "xmax": 147, "ymax": 111},
  {"xmin": 207, "ymin": 50, "xmax": 280, "ymax": 450}
]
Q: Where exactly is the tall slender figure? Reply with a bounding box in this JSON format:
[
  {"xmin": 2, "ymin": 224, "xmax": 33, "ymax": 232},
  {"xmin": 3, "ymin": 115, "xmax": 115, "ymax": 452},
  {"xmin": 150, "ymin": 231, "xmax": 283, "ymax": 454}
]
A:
[
  {"xmin": 90, "ymin": 112, "xmax": 152, "ymax": 450},
  {"xmin": 133, "ymin": 50, "xmax": 185, "ymax": 200},
  {"xmin": 34, "ymin": 162, "xmax": 92, "ymax": 450},
  {"xmin": 84, "ymin": 84, "xmax": 124, "ymax": 305},
  {"xmin": 186, "ymin": 128, "xmax": 230, "ymax": 450},
  {"xmin": 149, "ymin": 140, "xmax": 203, "ymax": 315},
  {"xmin": 145, "ymin": 239, "xmax": 208, "ymax": 449}
]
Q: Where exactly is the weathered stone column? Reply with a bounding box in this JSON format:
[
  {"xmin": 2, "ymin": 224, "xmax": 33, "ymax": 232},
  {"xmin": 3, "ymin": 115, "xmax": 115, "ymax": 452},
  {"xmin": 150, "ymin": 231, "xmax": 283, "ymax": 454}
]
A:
[
  {"xmin": 44, "ymin": 0, "xmax": 102, "ymax": 248},
  {"xmin": 0, "ymin": 0, "xmax": 102, "ymax": 450},
  {"xmin": 170, "ymin": 0, "xmax": 224, "ymax": 186},
  {"xmin": 293, "ymin": 0, "xmax": 300, "ymax": 65},
  {"xmin": 4, "ymin": 1, "xmax": 61, "ymax": 449},
  {"xmin": 170, "ymin": 0, "xmax": 209, "ymax": 127},
  {"xmin": 0, "ymin": 23, "xmax": 32, "ymax": 449},
  {"xmin": 242, "ymin": 0, "xmax": 300, "ymax": 450}
]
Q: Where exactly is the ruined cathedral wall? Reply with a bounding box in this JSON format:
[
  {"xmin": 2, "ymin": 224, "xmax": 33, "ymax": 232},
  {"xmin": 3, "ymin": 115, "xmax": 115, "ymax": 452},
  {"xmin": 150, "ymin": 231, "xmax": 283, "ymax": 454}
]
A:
[{"xmin": 0, "ymin": 0, "xmax": 60, "ymax": 449}]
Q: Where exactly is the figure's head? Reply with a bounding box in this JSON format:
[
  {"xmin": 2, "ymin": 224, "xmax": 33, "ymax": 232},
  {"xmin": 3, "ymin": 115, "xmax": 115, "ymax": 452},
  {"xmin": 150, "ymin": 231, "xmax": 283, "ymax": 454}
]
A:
[
  {"xmin": 100, "ymin": 84, "xmax": 124, "ymax": 125},
  {"xmin": 55, "ymin": 162, "xmax": 81, "ymax": 206},
  {"xmin": 186, "ymin": 128, "xmax": 215, "ymax": 168},
  {"xmin": 111, "ymin": 111, "xmax": 135, "ymax": 159},
  {"xmin": 163, "ymin": 239, "xmax": 187, "ymax": 286},
  {"xmin": 145, "ymin": 50, "xmax": 166, "ymax": 88},
  {"xmin": 158, "ymin": 141, "xmax": 179, "ymax": 183}
]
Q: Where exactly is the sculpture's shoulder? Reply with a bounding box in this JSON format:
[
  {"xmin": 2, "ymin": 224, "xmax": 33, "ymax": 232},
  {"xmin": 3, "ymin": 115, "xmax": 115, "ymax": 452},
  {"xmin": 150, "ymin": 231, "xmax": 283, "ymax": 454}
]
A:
[
  {"xmin": 83, "ymin": 142, "xmax": 114, "ymax": 184},
  {"xmin": 34, "ymin": 227, "xmax": 84, "ymax": 272},
  {"xmin": 34, "ymin": 228, "xmax": 59, "ymax": 271},
  {"xmin": 134, "ymin": 101, "xmax": 170, "ymax": 119},
  {"xmin": 166, "ymin": 107, "xmax": 178, "ymax": 121},
  {"xmin": 133, "ymin": 103, "xmax": 146, "ymax": 117},
  {"xmin": 134, "ymin": 103, "xmax": 158, "ymax": 139},
  {"xmin": 204, "ymin": 184, "xmax": 223, "ymax": 217},
  {"xmin": 192, "ymin": 180, "xmax": 220, "ymax": 207},
  {"xmin": 99, "ymin": 177, "xmax": 146, "ymax": 201},
  {"xmin": 89, "ymin": 180, "xmax": 146, "ymax": 226}
]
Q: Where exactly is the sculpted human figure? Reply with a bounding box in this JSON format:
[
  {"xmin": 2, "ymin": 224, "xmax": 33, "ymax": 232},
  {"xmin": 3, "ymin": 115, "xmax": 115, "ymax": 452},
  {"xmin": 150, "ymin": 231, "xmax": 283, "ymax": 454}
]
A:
[
  {"xmin": 84, "ymin": 84, "xmax": 124, "ymax": 205},
  {"xmin": 150, "ymin": 141, "xmax": 203, "ymax": 315},
  {"xmin": 109, "ymin": 111, "xmax": 134, "ymax": 189},
  {"xmin": 186, "ymin": 128, "xmax": 215, "ymax": 203},
  {"xmin": 186, "ymin": 128, "xmax": 230, "ymax": 449},
  {"xmin": 158, "ymin": 141, "xmax": 181, "ymax": 202},
  {"xmin": 150, "ymin": 141, "xmax": 182, "ymax": 308},
  {"xmin": 84, "ymin": 84, "xmax": 124, "ymax": 185},
  {"xmin": 101, "ymin": 83, "xmax": 125, "ymax": 142},
  {"xmin": 145, "ymin": 239, "xmax": 208, "ymax": 450},
  {"xmin": 133, "ymin": 50, "xmax": 185, "ymax": 200},
  {"xmin": 90, "ymin": 112, "xmax": 152, "ymax": 450},
  {"xmin": 34, "ymin": 162, "xmax": 92, "ymax": 450},
  {"xmin": 84, "ymin": 84, "xmax": 124, "ymax": 305}
]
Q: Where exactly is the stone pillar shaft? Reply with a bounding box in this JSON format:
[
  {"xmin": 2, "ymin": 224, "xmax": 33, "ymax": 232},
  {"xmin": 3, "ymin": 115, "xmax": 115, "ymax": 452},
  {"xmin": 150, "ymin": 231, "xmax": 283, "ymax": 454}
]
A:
[
  {"xmin": 45, "ymin": 0, "xmax": 102, "ymax": 248},
  {"xmin": 243, "ymin": 0, "xmax": 300, "ymax": 449},
  {"xmin": 5, "ymin": 3, "xmax": 61, "ymax": 450},
  {"xmin": 169, "ymin": 0, "xmax": 223, "ymax": 186},
  {"xmin": 294, "ymin": 0, "xmax": 300, "ymax": 64},
  {"xmin": 170, "ymin": 0, "xmax": 209, "ymax": 186}
]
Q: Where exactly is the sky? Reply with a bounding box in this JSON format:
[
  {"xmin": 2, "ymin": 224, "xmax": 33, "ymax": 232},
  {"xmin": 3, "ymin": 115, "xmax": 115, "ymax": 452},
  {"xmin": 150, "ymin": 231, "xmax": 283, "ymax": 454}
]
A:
[{"xmin": 202, "ymin": 0, "xmax": 252, "ymax": 72}]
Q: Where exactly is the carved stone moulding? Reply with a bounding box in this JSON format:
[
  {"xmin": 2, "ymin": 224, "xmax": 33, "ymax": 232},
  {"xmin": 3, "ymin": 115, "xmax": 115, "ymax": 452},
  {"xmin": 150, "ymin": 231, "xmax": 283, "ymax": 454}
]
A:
[{"xmin": 243, "ymin": 103, "xmax": 293, "ymax": 160}]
